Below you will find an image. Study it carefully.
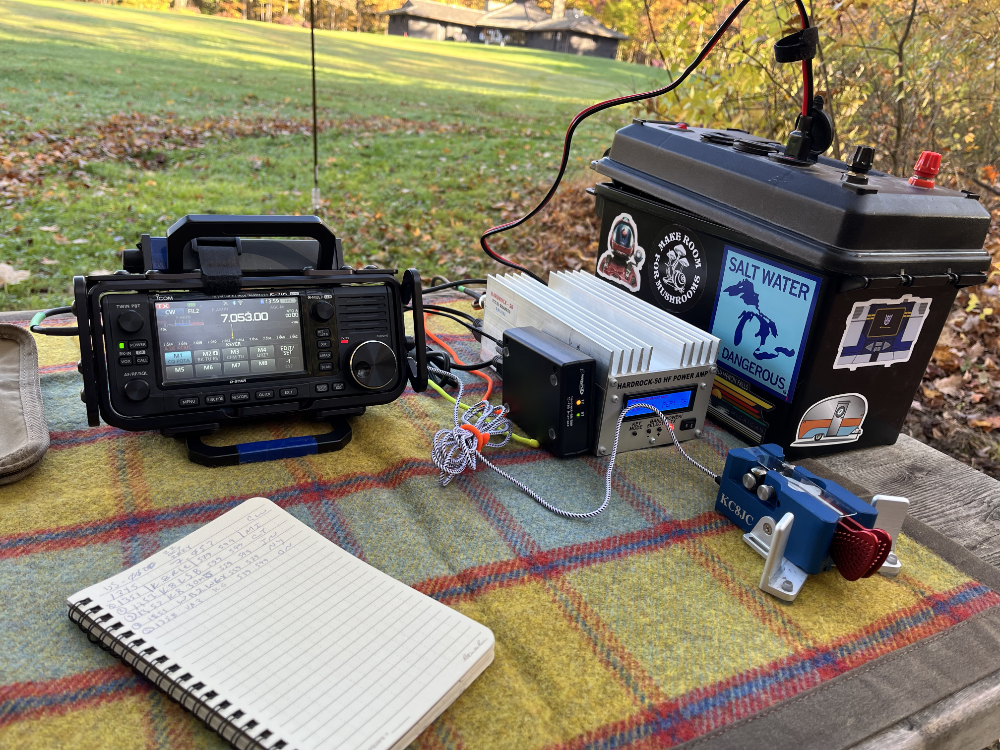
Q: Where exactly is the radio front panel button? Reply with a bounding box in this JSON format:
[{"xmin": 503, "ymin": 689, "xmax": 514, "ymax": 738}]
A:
[
  {"xmin": 128, "ymin": 340, "xmax": 149, "ymax": 350},
  {"xmin": 118, "ymin": 356, "xmax": 133, "ymax": 367},
  {"xmin": 279, "ymin": 387, "xmax": 298, "ymax": 398},
  {"xmin": 315, "ymin": 383, "xmax": 330, "ymax": 393},
  {"xmin": 250, "ymin": 358, "xmax": 276, "ymax": 373},
  {"xmin": 124, "ymin": 379, "xmax": 150, "ymax": 402},
  {"xmin": 250, "ymin": 345, "xmax": 275, "ymax": 359},
  {"xmin": 255, "ymin": 389, "xmax": 275, "ymax": 400},
  {"xmin": 194, "ymin": 349, "xmax": 221, "ymax": 364},
  {"xmin": 164, "ymin": 351, "xmax": 192, "ymax": 367},
  {"xmin": 316, "ymin": 339, "xmax": 332, "ymax": 349},
  {"xmin": 223, "ymin": 347, "xmax": 248, "ymax": 362},
  {"xmin": 164, "ymin": 364, "xmax": 194, "ymax": 380},
  {"xmin": 117, "ymin": 310, "xmax": 144, "ymax": 334},
  {"xmin": 196, "ymin": 363, "xmax": 223, "ymax": 378},
  {"xmin": 223, "ymin": 360, "xmax": 250, "ymax": 376},
  {"xmin": 178, "ymin": 397, "xmax": 200, "ymax": 407},
  {"xmin": 333, "ymin": 382, "xmax": 345, "ymax": 391},
  {"xmin": 319, "ymin": 362, "xmax": 333, "ymax": 371},
  {"xmin": 134, "ymin": 355, "xmax": 150, "ymax": 366},
  {"xmin": 317, "ymin": 351, "xmax": 333, "ymax": 360},
  {"xmin": 205, "ymin": 394, "xmax": 225, "ymax": 405},
  {"xmin": 316, "ymin": 328, "xmax": 331, "ymax": 338},
  {"xmin": 230, "ymin": 392, "xmax": 251, "ymax": 403}
]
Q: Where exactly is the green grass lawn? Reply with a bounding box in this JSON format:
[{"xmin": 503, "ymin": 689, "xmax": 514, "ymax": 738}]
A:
[{"xmin": 0, "ymin": 0, "xmax": 666, "ymax": 310}]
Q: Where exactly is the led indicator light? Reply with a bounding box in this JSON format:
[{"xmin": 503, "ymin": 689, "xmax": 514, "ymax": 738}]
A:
[{"xmin": 119, "ymin": 342, "xmax": 125, "ymax": 349}]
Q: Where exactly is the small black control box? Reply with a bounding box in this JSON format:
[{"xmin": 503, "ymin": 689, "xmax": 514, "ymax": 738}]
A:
[{"xmin": 502, "ymin": 327, "xmax": 595, "ymax": 458}]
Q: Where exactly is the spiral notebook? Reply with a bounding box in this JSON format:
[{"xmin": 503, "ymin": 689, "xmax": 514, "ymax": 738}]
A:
[{"xmin": 67, "ymin": 496, "xmax": 494, "ymax": 750}]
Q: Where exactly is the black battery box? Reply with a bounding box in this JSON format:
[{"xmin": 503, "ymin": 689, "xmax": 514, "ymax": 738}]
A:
[{"xmin": 590, "ymin": 121, "xmax": 991, "ymax": 458}]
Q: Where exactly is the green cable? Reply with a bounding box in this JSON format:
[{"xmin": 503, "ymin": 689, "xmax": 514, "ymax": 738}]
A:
[{"xmin": 426, "ymin": 378, "xmax": 540, "ymax": 448}]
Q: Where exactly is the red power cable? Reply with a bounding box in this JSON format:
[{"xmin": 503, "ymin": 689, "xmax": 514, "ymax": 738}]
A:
[{"xmin": 480, "ymin": 0, "xmax": 812, "ymax": 283}]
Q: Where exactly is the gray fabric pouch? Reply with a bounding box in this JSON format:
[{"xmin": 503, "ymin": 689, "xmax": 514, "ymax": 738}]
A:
[{"xmin": 0, "ymin": 324, "xmax": 49, "ymax": 484}]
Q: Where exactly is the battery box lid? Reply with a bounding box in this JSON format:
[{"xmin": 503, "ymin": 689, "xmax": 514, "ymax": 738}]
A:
[{"xmin": 592, "ymin": 122, "xmax": 991, "ymax": 276}]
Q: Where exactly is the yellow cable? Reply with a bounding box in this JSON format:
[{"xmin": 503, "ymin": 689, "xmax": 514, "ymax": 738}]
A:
[{"xmin": 426, "ymin": 378, "xmax": 540, "ymax": 448}]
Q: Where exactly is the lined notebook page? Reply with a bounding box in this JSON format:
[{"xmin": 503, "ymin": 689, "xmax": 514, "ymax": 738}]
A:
[{"xmin": 68, "ymin": 497, "xmax": 494, "ymax": 750}]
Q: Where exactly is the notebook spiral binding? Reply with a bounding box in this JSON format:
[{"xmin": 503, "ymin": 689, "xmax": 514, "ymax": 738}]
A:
[{"xmin": 68, "ymin": 599, "xmax": 290, "ymax": 750}]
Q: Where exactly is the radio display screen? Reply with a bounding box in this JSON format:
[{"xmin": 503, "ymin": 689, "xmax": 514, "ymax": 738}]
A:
[
  {"xmin": 623, "ymin": 387, "xmax": 696, "ymax": 417},
  {"xmin": 154, "ymin": 297, "xmax": 305, "ymax": 384}
]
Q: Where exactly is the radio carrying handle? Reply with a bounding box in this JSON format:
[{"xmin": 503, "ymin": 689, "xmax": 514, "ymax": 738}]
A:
[
  {"xmin": 402, "ymin": 268, "xmax": 429, "ymax": 393},
  {"xmin": 164, "ymin": 215, "xmax": 343, "ymax": 273}
]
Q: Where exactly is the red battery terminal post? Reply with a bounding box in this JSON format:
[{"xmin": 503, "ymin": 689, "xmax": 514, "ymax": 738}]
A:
[{"xmin": 908, "ymin": 151, "xmax": 941, "ymax": 189}]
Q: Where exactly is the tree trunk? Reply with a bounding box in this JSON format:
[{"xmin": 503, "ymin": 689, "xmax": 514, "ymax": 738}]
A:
[{"xmin": 890, "ymin": 0, "xmax": 919, "ymax": 175}]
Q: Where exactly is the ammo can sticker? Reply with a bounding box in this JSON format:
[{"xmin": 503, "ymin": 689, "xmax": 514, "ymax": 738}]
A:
[
  {"xmin": 597, "ymin": 213, "xmax": 645, "ymax": 292},
  {"xmin": 708, "ymin": 246, "xmax": 820, "ymax": 403},
  {"xmin": 833, "ymin": 294, "xmax": 932, "ymax": 370},
  {"xmin": 791, "ymin": 393, "xmax": 868, "ymax": 447},
  {"xmin": 647, "ymin": 224, "xmax": 706, "ymax": 313}
]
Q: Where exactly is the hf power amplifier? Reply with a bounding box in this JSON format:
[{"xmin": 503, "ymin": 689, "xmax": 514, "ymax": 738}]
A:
[{"xmin": 480, "ymin": 271, "xmax": 719, "ymax": 455}]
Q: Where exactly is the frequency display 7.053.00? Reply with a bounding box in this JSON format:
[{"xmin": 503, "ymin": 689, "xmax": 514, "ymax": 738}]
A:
[{"xmin": 154, "ymin": 297, "xmax": 305, "ymax": 384}]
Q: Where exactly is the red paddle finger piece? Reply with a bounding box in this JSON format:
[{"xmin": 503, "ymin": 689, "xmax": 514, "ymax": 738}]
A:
[
  {"xmin": 829, "ymin": 517, "xmax": 883, "ymax": 582},
  {"xmin": 862, "ymin": 527, "xmax": 893, "ymax": 578}
]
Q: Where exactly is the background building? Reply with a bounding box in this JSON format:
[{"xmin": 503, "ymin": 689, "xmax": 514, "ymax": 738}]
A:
[
  {"xmin": 384, "ymin": 0, "xmax": 626, "ymax": 58},
  {"xmin": 383, "ymin": 0, "xmax": 482, "ymax": 42}
]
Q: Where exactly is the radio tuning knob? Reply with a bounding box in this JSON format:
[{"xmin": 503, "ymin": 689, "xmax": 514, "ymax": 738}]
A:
[
  {"xmin": 349, "ymin": 341, "xmax": 397, "ymax": 390},
  {"xmin": 124, "ymin": 379, "xmax": 150, "ymax": 402},
  {"xmin": 312, "ymin": 301, "xmax": 335, "ymax": 322},
  {"xmin": 117, "ymin": 310, "xmax": 144, "ymax": 333}
]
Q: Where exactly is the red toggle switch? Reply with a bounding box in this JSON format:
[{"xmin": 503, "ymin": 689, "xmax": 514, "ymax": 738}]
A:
[{"xmin": 908, "ymin": 150, "xmax": 941, "ymax": 189}]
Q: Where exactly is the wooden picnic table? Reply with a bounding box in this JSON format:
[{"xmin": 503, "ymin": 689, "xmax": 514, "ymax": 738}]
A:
[{"xmin": 810, "ymin": 436, "xmax": 1000, "ymax": 750}]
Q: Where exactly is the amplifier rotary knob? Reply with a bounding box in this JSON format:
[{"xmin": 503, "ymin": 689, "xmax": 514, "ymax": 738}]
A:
[
  {"xmin": 117, "ymin": 310, "xmax": 144, "ymax": 333},
  {"xmin": 348, "ymin": 341, "xmax": 397, "ymax": 390}
]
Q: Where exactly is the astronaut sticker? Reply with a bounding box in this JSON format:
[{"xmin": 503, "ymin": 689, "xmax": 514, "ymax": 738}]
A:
[
  {"xmin": 833, "ymin": 295, "xmax": 932, "ymax": 370},
  {"xmin": 597, "ymin": 213, "xmax": 645, "ymax": 292},
  {"xmin": 791, "ymin": 393, "xmax": 868, "ymax": 447}
]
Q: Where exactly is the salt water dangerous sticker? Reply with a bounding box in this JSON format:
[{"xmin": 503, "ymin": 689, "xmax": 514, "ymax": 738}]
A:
[{"xmin": 708, "ymin": 246, "xmax": 820, "ymax": 402}]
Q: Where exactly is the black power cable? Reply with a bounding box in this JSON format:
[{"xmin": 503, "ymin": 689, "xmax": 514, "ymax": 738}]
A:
[{"xmin": 479, "ymin": 0, "xmax": 812, "ymax": 283}]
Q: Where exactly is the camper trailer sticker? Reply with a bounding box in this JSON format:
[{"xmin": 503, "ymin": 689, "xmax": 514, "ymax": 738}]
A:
[
  {"xmin": 597, "ymin": 213, "xmax": 645, "ymax": 292},
  {"xmin": 708, "ymin": 368, "xmax": 775, "ymax": 443},
  {"xmin": 709, "ymin": 245, "xmax": 820, "ymax": 403},
  {"xmin": 647, "ymin": 224, "xmax": 707, "ymax": 313},
  {"xmin": 833, "ymin": 294, "xmax": 932, "ymax": 370},
  {"xmin": 791, "ymin": 393, "xmax": 868, "ymax": 447}
]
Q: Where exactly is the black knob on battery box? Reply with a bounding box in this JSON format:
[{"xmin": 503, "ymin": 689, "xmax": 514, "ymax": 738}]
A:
[
  {"xmin": 848, "ymin": 145, "xmax": 875, "ymax": 173},
  {"xmin": 124, "ymin": 379, "xmax": 150, "ymax": 402},
  {"xmin": 349, "ymin": 341, "xmax": 397, "ymax": 390},
  {"xmin": 312, "ymin": 301, "xmax": 335, "ymax": 322},
  {"xmin": 845, "ymin": 145, "xmax": 876, "ymax": 185},
  {"xmin": 117, "ymin": 310, "xmax": 144, "ymax": 333}
]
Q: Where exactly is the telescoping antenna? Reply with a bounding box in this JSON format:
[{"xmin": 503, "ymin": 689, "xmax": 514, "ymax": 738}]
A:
[{"xmin": 310, "ymin": 0, "xmax": 320, "ymax": 212}]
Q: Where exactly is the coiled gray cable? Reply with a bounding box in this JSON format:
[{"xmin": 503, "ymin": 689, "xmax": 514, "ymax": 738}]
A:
[{"xmin": 428, "ymin": 366, "xmax": 718, "ymax": 519}]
